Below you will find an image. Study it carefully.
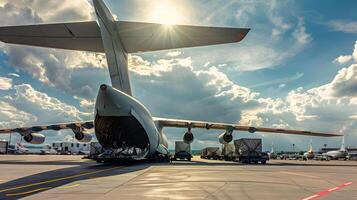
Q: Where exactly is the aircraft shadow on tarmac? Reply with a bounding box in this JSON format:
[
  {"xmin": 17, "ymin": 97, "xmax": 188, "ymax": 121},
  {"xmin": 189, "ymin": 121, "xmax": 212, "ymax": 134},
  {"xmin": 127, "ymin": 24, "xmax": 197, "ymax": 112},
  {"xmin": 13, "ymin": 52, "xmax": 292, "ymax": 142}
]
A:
[
  {"xmin": 1, "ymin": 159, "xmax": 356, "ymax": 199},
  {"xmin": 170, "ymin": 159, "xmax": 357, "ymax": 167},
  {"xmin": 0, "ymin": 159, "xmax": 89, "ymax": 166},
  {"xmin": 0, "ymin": 160, "xmax": 150, "ymax": 200}
]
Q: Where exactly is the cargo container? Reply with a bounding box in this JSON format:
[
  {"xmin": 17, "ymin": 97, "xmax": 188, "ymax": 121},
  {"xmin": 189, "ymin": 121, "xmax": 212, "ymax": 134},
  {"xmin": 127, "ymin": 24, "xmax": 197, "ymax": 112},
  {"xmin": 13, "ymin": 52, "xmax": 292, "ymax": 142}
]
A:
[
  {"xmin": 0, "ymin": 141, "xmax": 8, "ymax": 154},
  {"xmin": 201, "ymin": 147, "xmax": 221, "ymax": 160},
  {"xmin": 221, "ymin": 144, "xmax": 235, "ymax": 161},
  {"xmin": 172, "ymin": 141, "xmax": 192, "ymax": 161},
  {"xmin": 234, "ymin": 138, "xmax": 268, "ymax": 164}
]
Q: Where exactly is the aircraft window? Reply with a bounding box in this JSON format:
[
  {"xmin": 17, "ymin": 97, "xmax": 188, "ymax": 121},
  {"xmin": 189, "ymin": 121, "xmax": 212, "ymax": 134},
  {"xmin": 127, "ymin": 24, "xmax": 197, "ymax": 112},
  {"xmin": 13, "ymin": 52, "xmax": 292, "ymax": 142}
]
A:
[
  {"xmin": 77, "ymin": 143, "xmax": 80, "ymax": 147},
  {"xmin": 71, "ymin": 143, "xmax": 74, "ymax": 147}
]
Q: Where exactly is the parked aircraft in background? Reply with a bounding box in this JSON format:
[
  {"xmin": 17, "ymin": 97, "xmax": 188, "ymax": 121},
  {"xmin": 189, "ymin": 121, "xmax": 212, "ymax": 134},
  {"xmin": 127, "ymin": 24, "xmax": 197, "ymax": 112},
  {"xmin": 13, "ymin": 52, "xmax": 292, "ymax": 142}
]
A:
[
  {"xmin": 303, "ymin": 140, "xmax": 314, "ymax": 160},
  {"xmin": 324, "ymin": 135, "xmax": 348, "ymax": 160},
  {"xmin": 0, "ymin": 0, "xmax": 341, "ymax": 161},
  {"xmin": 268, "ymin": 142, "xmax": 277, "ymax": 159}
]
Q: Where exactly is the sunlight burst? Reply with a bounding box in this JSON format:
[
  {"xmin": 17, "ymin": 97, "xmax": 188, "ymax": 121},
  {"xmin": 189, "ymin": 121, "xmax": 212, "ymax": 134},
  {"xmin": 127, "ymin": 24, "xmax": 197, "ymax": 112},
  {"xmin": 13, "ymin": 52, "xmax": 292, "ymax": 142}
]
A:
[{"xmin": 148, "ymin": 1, "xmax": 184, "ymax": 25}]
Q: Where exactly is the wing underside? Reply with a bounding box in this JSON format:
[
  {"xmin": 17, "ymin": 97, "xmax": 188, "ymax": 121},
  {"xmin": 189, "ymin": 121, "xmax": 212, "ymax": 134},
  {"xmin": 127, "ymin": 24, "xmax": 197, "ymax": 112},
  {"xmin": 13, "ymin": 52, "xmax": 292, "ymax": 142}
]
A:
[
  {"xmin": 0, "ymin": 121, "xmax": 94, "ymax": 135},
  {"xmin": 154, "ymin": 118, "xmax": 341, "ymax": 137}
]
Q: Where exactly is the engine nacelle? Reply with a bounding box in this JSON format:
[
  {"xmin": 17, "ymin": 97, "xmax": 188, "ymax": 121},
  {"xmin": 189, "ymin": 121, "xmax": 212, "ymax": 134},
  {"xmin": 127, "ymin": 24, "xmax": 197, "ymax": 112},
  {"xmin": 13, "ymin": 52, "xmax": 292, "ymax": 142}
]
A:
[
  {"xmin": 75, "ymin": 132, "xmax": 92, "ymax": 143},
  {"xmin": 183, "ymin": 132, "xmax": 194, "ymax": 144},
  {"xmin": 24, "ymin": 133, "xmax": 45, "ymax": 144},
  {"xmin": 218, "ymin": 132, "xmax": 233, "ymax": 144}
]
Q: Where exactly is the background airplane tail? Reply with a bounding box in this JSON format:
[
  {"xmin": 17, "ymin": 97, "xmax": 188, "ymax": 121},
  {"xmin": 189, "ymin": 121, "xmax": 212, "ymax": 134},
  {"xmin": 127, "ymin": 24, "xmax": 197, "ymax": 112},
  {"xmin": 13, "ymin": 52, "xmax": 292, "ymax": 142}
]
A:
[
  {"xmin": 93, "ymin": 0, "xmax": 132, "ymax": 95},
  {"xmin": 340, "ymin": 134, "xmax": 346, "ymax": 151}
]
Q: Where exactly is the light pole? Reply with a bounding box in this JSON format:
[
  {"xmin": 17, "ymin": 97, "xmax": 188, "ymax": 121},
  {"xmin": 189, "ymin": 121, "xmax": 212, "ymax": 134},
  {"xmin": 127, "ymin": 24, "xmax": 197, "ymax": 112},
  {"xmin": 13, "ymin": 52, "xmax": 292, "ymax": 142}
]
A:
[{"xmin": 292, "ymin": 143, "xmax": 295, "ymax": 153}]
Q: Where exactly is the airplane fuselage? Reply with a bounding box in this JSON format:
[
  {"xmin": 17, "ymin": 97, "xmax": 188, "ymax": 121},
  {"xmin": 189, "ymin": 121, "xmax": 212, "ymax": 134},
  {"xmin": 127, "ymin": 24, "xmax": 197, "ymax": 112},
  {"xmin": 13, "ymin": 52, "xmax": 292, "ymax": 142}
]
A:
[
  {"xmin": 325, "ymin": 150, "xmax": 347, "ymax": 160},
  {"xmin": 94, "ymin": 84, "xmax": 169, "ymax": 160}
]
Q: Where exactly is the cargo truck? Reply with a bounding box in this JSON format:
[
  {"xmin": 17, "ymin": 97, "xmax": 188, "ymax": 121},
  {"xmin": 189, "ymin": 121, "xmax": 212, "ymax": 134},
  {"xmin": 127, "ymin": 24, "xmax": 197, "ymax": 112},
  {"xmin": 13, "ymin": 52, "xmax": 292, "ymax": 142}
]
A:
[
  {"xmin": 172, "ymin": 141, "xmax": 192, "ymax": 161},
  {"xmin": 234, "ymin": 138, "xmax": 268, "ymax": 164},
  {"xmin": 201, "ymin": 147, "xmax": 221, "ymax": 160}
]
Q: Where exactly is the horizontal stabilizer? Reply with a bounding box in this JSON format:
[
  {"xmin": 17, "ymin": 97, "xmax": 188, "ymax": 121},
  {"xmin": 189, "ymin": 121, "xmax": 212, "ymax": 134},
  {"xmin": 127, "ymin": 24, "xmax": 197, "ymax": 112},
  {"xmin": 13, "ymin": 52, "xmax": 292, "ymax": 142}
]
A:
[
  {"xmin": 0, "ymin": 21, "xmax": 103, "ymax": 52},
  {"xmin": 0, "ymin": 21, "xmax": 249, "ymax": 53},
  {"xmin": 116, "ymin": 21, "xmax": 250, "ymax": 53}
]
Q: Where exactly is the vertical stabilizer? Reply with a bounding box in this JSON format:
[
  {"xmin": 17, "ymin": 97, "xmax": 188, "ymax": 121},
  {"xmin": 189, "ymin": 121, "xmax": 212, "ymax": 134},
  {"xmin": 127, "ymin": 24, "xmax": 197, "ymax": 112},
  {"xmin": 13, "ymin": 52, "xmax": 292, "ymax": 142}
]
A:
[
  {"xmin": 340, "ymin": 134, "xmax": 346, "ymax": 151},
  {"xmin": 93, "ymin": 0, "xmax": 132, "ymax": 95},
  {"xmin": 309, "ymin": 139, "xmax": 313, "ymax": 152},
  {"xmin": 271, "ymin": 142, "xmax": 274, "ymax": 153}
]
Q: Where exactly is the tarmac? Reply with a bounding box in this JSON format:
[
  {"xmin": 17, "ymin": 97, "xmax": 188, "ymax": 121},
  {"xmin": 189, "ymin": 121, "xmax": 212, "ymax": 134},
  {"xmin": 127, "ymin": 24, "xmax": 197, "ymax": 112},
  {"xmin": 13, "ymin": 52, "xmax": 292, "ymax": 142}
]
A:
[{"xmin": 0, "ymin": 155, "xmax": 356, "ymax": 200}]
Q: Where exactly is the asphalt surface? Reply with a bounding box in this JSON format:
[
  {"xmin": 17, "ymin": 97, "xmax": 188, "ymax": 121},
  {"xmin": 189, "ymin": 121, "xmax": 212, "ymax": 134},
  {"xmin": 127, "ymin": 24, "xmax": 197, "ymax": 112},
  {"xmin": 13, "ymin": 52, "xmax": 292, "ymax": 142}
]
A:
[{"xmin": 0, "ymin": 155, "xmax": 356, "ymax": 200}]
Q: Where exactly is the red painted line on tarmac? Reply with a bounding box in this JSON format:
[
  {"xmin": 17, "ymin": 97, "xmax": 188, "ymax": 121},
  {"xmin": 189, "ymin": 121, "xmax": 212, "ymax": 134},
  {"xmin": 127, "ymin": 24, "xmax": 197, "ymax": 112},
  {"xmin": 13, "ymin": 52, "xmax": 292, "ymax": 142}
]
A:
[{"xmin": 301, "ymin": 181, "xmax": 352, "ymax": 200}]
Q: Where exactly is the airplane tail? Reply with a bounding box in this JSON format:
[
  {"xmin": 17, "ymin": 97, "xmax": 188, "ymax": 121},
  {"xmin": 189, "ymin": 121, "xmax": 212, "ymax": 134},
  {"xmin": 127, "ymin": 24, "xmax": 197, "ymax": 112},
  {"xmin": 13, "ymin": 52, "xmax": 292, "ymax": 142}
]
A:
[
  {"xmin": 93, "ymin": 0, "xmax": 132, "ymax": 95},
  {"xmin": 340, "ymin": 134, "xmax": 346, "ymax": 151},
  {"xmin": 309, "ymin": 139, "xmax": 313, "ymax": 152},
  {"xmin": 0, "ymin": 0, "xmax": 249, "ymax": 96}
]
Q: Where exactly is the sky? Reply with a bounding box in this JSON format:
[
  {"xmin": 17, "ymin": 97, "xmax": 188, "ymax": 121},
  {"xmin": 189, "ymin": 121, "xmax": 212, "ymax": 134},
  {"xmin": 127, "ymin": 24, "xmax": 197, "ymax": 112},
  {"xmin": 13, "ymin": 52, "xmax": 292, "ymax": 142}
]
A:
[{"xmin": 0, "ymin": 0, "xmax": 356, "ymax": 151}]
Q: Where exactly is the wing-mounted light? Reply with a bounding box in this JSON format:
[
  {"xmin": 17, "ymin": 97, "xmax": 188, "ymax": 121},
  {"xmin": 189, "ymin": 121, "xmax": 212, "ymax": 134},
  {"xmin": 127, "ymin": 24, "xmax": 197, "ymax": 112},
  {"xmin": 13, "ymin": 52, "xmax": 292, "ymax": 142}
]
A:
[
  {"xmin": 218, "ymin": 126, "xmax": 234, "ymax": 144},
  {"xmin": 183, "ymin": 123, "xmax": 194, "ymax": 144}
]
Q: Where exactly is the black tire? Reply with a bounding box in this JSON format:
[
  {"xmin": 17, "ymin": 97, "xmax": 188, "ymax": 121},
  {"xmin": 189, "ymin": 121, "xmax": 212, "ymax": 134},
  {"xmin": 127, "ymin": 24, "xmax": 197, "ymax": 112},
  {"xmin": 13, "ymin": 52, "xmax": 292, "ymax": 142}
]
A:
[{"xmin": 261, "ymin": 160, "xmax": 266, "ymax": 164}]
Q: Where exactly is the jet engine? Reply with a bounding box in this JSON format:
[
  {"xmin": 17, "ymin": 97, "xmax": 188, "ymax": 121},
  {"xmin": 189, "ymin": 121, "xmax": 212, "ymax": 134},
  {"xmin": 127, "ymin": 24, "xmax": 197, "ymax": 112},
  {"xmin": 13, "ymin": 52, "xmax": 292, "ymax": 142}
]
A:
[
  {"xmin": 218, "ymin": 132, "xmax": 233, "ymax": 144},
  {"xmin": 75, "ymin": 132, "xmax": 92, "ymax": 143},
  {"xmin": 183, "ymin": 131, "xmax": 194, "ymax": 144},
  {"xmin": 72, "ymin": 126, "xmax": 92, "ymax": 142},
  {"xmin": 24, "ymin": 133, "xmax": 45, "ymax": 144}
]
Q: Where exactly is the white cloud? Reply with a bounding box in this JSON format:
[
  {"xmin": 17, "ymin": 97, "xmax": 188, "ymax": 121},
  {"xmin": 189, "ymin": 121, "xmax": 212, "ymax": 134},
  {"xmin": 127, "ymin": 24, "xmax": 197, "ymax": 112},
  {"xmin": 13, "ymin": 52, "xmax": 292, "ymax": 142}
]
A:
[
  {"xmin": 248, "ymin": 72, "xmax": 303, "ymax": 89},
  {"xmin": 333, "ymin": 41, "xmax": 357, "ymax": 64},
  {"xmin": 0, "ymin": 77, "xmax": 12, "ymax": 90},
  {"xmin": 7, "ymin": 73, "xmax": 20, "ymax": 78},
  {"xmin": 279, "ymin": 84, "xmax": 286, "ymax": 88},
  {"xmin": 326, "ymin": 64, "xmax": 357, "ymax": 97},
  {"xmin": 166, "ymin": 51, "xmax": 182, "ymax": 57},
  {"xmin": 241, "ymin": 50, "xmax": 357, "ymax": 139},
  {"xmin": 334, "ymin": 55, "xmax": 353, "ymax": 64},
  {"xmin": 0, "ymin": 101, "xmax": 35, "ymax": 128},
  {"xmin": 0, "ymin": 0, "xmax": 94, "ymax": 25},
  {"xmin": 3, "ymin": 84, "xmax": 91, "ymax": 125},
  {"xmin": 0, "ymin": 0, "xmax": 106, "ymax": 99},
  {"xmin": 292, "ymin": 18, "xmax": 312, "ymax": 45},
  {"xmin": 74, "ymin": 96, "xmax": 95, "ymax": 111},
  {"xmin": 328, "ymin": 20, "xmax": 357, "ymax": 34}
]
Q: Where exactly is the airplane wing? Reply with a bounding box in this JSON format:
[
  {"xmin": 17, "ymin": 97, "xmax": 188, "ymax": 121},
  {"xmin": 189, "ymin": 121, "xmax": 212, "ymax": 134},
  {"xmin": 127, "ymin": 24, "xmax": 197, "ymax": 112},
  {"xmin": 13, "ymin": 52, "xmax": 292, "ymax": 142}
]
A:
[
  {"xmin": 0, "ymin": 121, "xmax": 94, "ymax": 135},
  {"xmin": 153, "ymin": 117, "xmax": 342, "ymax": 137},
  {"xmin": 0, "ymin": 21, "xmax": 249, "ymax": 53}
]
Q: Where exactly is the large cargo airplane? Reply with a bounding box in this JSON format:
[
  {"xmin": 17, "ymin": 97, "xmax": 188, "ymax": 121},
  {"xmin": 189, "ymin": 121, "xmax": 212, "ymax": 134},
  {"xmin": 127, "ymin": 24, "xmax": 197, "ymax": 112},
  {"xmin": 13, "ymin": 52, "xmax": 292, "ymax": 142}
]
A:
[{"xmin": 0, "ymin": 0, "xmax": 341, "ymax": 161}]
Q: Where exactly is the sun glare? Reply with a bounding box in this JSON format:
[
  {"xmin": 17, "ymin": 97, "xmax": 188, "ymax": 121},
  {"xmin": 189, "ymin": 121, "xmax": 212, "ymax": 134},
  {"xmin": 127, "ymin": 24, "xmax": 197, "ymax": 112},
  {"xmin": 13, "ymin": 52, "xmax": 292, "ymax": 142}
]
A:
[{"xmin": 148, "ymin": 2, "xmax": 184, "ymax": 25}]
